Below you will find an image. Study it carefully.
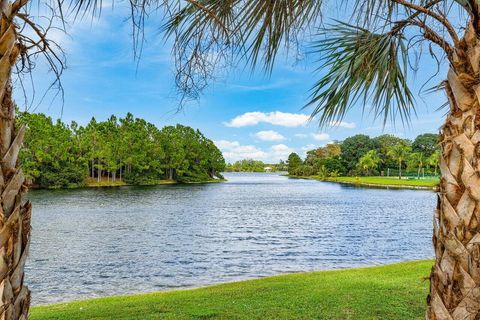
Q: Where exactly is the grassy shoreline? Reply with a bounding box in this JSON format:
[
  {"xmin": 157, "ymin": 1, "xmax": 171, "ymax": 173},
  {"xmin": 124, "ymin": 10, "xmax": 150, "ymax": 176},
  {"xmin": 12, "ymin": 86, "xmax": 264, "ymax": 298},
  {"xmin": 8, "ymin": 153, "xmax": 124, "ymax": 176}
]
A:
[
  {"xmin": 29, "ymin": 178, "xmax": 226, "ymax": 190},
  {"xmin": 30, "ymin": 260, "xmax": 432, "ymax": 320},
  {"xmin": 84, "ymin": 178, "xmax": 177, "ymax": 188},
  {"xmin": 289, "ymin": 175, "xmax": 438, "ymax": 190}
]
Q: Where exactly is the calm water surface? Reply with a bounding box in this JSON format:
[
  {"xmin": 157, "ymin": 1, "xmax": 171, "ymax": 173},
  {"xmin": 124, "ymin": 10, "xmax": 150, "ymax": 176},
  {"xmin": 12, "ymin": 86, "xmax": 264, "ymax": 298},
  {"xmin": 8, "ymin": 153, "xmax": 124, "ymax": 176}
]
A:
[{"xmin": 25, "ymin": 172, "xmax": 435, "ymax": 305}]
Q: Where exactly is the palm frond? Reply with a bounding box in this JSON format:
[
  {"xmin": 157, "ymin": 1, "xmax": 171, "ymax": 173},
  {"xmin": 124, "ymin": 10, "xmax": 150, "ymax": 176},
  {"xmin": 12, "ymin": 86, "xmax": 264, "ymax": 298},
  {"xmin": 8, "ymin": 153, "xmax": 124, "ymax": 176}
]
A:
[
  {"xmin": 306, "ymin": 22, "xmax": 415, "ymax": 127},
  {"xmin": 236, "ymin": 0, "xmax": 321, "ymax": 72},
  {"xmin": 161, "ymin": 0, "xmax": 238, "ymax": 100},
  {"xmin": 350, "ymin": 0, "xmax": 397, "ymax": 28},
  {"xmin": 162, "ymin": 0, "xmax": 235, "ymax": 42},
  {"xmin": 161, "ymin": 0, "xmax": 322, "ymax": 100}
]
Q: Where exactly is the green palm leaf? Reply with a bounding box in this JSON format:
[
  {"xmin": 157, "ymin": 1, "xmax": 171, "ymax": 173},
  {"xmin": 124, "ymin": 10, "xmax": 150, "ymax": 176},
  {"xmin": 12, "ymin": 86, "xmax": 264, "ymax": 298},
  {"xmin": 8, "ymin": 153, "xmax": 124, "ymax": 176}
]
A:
[
  {"xmin": 306, "ymin": 22, "xmax": 415, "ymax": 127},
  {"xmin": 161, "ymin": 0, "xmax": 322, "ymax": 95}
]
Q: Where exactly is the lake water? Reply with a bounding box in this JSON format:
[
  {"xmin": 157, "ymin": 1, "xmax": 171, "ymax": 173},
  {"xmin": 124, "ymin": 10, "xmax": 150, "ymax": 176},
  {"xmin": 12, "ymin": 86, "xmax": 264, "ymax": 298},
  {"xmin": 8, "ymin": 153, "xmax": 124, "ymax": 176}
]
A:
[{"xmin": 25, "ymin": 172, "xmax": 435, "ymax": 305}]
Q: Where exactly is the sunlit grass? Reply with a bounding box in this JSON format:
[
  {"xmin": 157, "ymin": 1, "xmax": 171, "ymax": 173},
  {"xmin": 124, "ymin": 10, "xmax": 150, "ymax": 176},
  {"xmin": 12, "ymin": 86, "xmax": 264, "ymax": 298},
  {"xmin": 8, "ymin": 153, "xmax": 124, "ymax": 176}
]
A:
[
  {"xmin": 290, "ymin": 175, "xmax": 438, "ymax": 188},
  {"xmin": 85, "ymin": 178, "xmax": 177, "ymax": 187},
  {"xmin": 327, "ymin": 176, "xmax": 438, "ymax": 187},
  {"xmin": 31, "ymin": 260, "xmax": 432, "ymax": 320}
]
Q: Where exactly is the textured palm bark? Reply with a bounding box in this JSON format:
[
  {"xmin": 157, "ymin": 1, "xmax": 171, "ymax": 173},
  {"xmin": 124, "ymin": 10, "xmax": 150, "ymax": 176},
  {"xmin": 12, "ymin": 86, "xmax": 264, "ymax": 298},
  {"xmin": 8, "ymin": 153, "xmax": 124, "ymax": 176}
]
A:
[
  {"xmin": 426, "ymin": 24, "xmax": 480, "ymax": 319},
  {"xmin": 0, "ymin": 2, "xmax": 31, "ymax": 320}
]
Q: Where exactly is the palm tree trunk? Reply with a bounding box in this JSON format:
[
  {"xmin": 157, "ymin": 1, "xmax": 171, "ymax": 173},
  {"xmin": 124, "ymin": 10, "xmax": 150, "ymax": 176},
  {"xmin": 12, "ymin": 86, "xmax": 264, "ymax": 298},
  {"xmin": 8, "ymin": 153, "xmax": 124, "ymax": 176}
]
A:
[
  {"xmin": 398, "ymin": 160, "xmax": 402, "ymax": 179},
  {"xmin": 426, "ymin": 24, "xmax": 480, "ymax": 319},
  {"xmin": 0, "ymin": 5, "xmax": 32, "ymax": 318}
]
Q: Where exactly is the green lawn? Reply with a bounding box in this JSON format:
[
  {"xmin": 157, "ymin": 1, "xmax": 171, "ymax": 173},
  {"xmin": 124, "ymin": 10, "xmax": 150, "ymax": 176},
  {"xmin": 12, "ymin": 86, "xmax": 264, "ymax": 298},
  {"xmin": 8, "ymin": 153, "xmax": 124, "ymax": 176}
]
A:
[
  {"xmin": 85, "ymin": 177, "xmax": 179, "ymax": 188},
  {"xmin": 85, "ymin": 178, "xmax": 129, "ymax": 187},
  {"xmin": 298, "ymin": 175, "xmax": 439, "ymax": 188},
  {"xmin": 31, "ymin": 260, "xmax": 432, "ymax": 320},
  {"xmin": 84, "ymin": 178, "xmax": 225, "ymax": 188}
]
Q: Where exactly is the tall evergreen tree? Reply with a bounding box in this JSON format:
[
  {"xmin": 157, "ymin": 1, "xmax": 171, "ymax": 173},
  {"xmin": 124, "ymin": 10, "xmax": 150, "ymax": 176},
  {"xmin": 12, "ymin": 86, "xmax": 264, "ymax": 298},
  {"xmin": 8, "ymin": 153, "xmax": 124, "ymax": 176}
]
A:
[
  {"xmin": 18, "ymin": 112, "xmax": 224, "ymax": 188},
  {"xmin": 287, "ymin": 153, "xmax": 302, "ymax": 175}
]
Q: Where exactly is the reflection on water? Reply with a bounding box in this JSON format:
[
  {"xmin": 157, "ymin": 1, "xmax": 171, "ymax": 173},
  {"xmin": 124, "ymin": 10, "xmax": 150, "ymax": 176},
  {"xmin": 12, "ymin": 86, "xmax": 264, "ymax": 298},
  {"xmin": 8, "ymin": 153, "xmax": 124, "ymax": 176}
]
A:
[{"xmin": 25, "ymin": 172, "xmax": 435, "ymax": 305}]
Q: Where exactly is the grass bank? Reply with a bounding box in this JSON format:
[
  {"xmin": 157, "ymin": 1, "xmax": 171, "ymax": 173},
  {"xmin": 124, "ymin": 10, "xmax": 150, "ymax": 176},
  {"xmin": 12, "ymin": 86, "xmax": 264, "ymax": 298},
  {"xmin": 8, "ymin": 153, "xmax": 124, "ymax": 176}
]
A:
[
  {"xmin": 85, "ymin": 178, "xmax": 177, "ymax": 188},
  {"xmin": 291, "ymin": 175, "xmax": 438, "ymax": 190},
  {"xmin": 60, "ymin": 178, "xmax": 225, "ymax": 189},
  {"xmin": 31, "ymin": 260, "xmax": 431, "ymax": 320}
]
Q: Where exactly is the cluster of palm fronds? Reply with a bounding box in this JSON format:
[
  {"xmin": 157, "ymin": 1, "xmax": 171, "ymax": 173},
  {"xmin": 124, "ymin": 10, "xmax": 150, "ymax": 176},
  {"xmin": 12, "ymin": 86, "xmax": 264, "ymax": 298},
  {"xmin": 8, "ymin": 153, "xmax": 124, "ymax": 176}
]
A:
[
  {"xmin": 308, "ymin": 23, "xmax": 413, "ymax": 125},
  {"xmin": 12, "ymin": 0, "xmax": 475, "ymax": 123},
  {"xmin": 159, "ymin": 0, "xmax": 322, "ymax": 100},
  {"xmin": 152, "ymin": 0, "xmax": 468, "ymax": 124}
]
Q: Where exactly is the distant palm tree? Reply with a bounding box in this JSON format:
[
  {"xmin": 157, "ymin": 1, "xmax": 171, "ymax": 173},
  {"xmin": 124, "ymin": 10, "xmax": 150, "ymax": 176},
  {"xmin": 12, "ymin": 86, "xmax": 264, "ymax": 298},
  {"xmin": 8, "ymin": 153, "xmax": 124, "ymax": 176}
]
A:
[
  {"xmin": 162, "ymin": 2, "xmax": 480, "ymax": 317},
  {"xmin": 357, "ymin": 150, "xmax": 382, "ymax": 176},
  {"xmin": 408, "ymin": 152, "xmax": 425, "ymax": 178},
  {"xmin": 387, "ymin": 144, "xmax": 411, "ymax": 179},
  {"xmin": 428, "ymin": 150, "xmax": 440, "ymax": 176}
]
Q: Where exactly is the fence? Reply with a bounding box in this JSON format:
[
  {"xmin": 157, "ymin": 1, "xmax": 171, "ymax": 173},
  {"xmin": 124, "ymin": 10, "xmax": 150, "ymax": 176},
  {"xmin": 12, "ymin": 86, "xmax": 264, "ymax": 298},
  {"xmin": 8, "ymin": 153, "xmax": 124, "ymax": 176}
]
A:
[{"xmin": 382, "ymin": 168, "xmax": 439, "ymax": 179}]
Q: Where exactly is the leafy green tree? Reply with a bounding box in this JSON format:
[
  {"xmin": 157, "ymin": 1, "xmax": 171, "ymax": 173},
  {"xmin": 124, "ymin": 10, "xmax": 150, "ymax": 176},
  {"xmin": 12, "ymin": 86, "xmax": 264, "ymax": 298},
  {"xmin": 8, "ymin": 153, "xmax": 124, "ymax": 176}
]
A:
[
  {"xmin": 295, "ymin": 165, "xmax": 314, "ymax": 176},
  {"xmin": 305, "ymin": 143, "xmax": 341, "ymax": 166},
  {"xmin": 18, "ymin": 112, "xmax": 88, "ymax": 188},
  {"xmin": 340, "ymin": 135, "xmax": 378, "ymax": 174},
  {"xmin": 412, "ymin": 133, "xmax": 439, "ymax": 158},
  {"xmin": 373, "ymin": 134, "xmax": 411, "ymax": 172},
  {"xmin": 159, "ymin": 125, "xmax": 185, "ymax": 181},
  {"xmin": 387, "ymin": 143, "xmax": 412, "ymax": 179},
  {"xmin": 357, "ymin": 150, "xmax": 382, "ymax": 176},
  {"xmin": 287, "ymin": 153, "xmax": 303, "ymax": 175},
  {"xmin": 226, "ymin": 159, "xmax": 266, "ymax": 172},
  {"xmin": 317, "ymin": 143, "xmax": 341, "ymax": 158},
  {"xmin": 18, "ymin": 112, "xmax": 224, "ymax": 187},
  {"xmin": 204, "ymin": 139, "xmax": 226, "ymax": 178},
  {"xmin": 408, "ymin": 152, "xmax": 425, "ymax": 179},
  {"xmin": 321, "ymin": 157, "xmax": 345, "ymax": 176},
  {"xmin": 317, "ymin": 165, "xmax": 328, "ymax": 179},
  {"xmin": 276, "ymin": 160, "xmax": 288, "ymax": 172},
  {"xmin": 427, "ymin": 150, "xmax": 440, "ymax": 176}
]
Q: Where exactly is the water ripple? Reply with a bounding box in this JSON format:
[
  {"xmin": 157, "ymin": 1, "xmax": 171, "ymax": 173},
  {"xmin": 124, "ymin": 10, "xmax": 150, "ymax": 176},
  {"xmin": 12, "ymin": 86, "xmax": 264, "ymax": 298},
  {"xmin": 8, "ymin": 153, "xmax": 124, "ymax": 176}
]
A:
[{"xmin": 25, "ymin": 172, "xmax": 435, "ymax": 305}]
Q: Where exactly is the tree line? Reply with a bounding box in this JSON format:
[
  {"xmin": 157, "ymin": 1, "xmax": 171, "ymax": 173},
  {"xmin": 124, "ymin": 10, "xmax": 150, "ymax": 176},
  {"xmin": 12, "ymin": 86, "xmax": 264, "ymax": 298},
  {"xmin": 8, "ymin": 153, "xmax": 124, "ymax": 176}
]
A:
[
  {"xmin": 18, "ymin": 112, "xmax": 225, "ymax": 188},
  {"xmin": 287, "ymin": 133, "xmax": 439, "ymax": 179},
  {"xmin": 225, "ymin": 159, "xmax": 287, "ymax": 172}
]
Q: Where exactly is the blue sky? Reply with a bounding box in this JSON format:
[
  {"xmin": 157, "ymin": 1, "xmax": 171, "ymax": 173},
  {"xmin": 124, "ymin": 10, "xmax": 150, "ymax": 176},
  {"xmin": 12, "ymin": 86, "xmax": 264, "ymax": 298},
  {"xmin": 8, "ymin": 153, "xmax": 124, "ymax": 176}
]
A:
[{"xmin": 15, "ymin": 5, "xmax": 449, "ymax": 163}]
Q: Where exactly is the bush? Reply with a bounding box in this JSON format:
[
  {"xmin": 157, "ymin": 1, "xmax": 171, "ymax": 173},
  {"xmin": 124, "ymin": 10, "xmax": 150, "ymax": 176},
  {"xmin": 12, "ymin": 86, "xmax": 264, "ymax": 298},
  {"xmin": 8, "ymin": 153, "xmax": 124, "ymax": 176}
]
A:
[
  {"xmin": 38, "ymin": 161, "xmax": 88, "ymax": 189},
  {"xmin": 123, "ymin": 170, "xmax": 163, "ymax": 185}
]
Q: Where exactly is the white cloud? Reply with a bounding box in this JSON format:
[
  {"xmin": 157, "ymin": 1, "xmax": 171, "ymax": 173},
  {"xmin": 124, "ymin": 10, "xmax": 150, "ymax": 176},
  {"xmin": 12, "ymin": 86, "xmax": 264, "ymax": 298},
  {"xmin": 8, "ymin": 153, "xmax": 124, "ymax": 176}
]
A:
[
  {"xmin": 254, "ymin": 130, "xmax": 286, "ymax": 141},
  {"xmin": 302, "ymin": 144, "xmax": 316, "ymax": 151},
  {"xmin": 225, "ymin": 111, "xmax": 309, "ymax": 128},
  {"xmin": 228, "ymin": 79, "xmax": 292, "ymax": 92},
  {"xmin": 45, "ymin": 28, "xmax": 72, "ymax": 50},
  {"xmin": 214, "ymin": 140, "xmax": 268, "ymax": 162},
  {"xmin": 311, "ymin": 133, "xmax": 330, "ymax": 141},
  {"xmin": 224, "ymin": 145, "xmax": 268, "ymax": 161},
  {"xmin": 330, "ymin": 121, "xmax": 356, "ymax": 129},
  {"xmin": 269, "ymin": 144, "xmax": 296, "ymax": 162},
  {"xmin": 294, "ymin": 133, "xmax": 308, "ymax": 139},
  {"xmin": 271, "ymin": 144, "xmax": 290, "ymax": 151},
  {"xmin": 214, "ymin": 140, "xmax": 240, "ymax": 149},
  {"xmin": 214, "ymin": 140, "xmax": 295, "ymax": 163}
]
